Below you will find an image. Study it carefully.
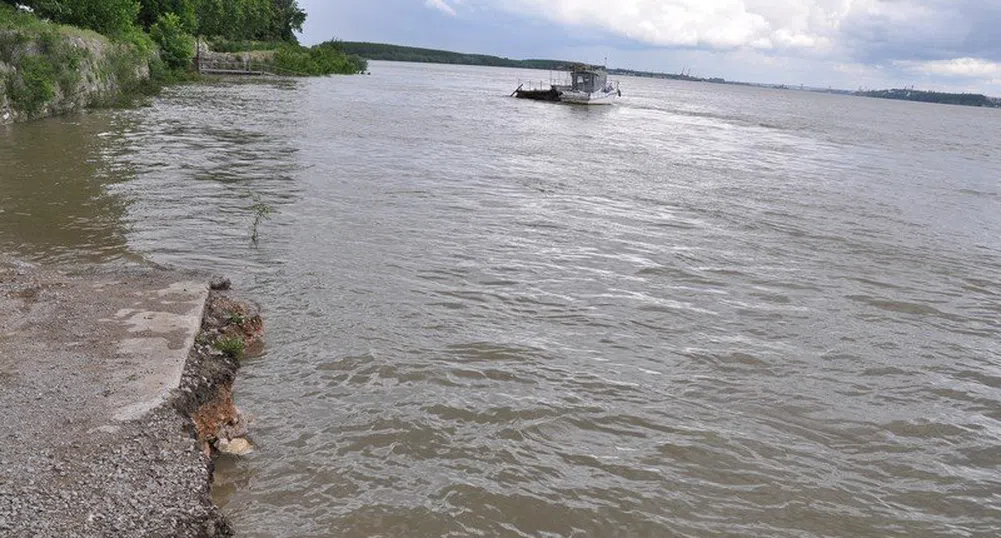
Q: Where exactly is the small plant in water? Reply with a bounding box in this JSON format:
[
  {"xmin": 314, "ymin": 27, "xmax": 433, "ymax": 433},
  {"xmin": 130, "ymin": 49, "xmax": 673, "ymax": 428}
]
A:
[
  {"xmin": 215, "ymin": 336, "xmax": 246, "ymax": 360},
  {"xmin": 247, "ymin": 192, "xmax": 273, "ymax": 244}
]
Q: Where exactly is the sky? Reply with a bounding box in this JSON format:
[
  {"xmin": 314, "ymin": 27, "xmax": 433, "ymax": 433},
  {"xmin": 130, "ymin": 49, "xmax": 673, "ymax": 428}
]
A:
[{"xmin": 297, "ymin": 1, "xmax": 1001, "ymax": 94}]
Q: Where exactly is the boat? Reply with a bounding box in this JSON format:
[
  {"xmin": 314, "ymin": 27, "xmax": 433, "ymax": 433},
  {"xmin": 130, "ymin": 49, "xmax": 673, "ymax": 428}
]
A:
[{"xmin": 512, "ymin": 65, "xmax": 621, "ymax": 105}]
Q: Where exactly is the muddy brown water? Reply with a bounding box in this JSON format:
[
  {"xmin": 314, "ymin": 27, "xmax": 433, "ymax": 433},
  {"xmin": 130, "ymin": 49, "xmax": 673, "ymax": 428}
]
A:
[{"xmin": 2, "ymin": 62, "xmax": 1001, "ymax": 537}]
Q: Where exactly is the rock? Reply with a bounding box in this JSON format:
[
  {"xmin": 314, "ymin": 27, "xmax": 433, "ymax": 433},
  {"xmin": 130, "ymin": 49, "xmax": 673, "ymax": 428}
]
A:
[
  {"xmin": 217, "ymin": 414, "xmax": 249, "ymax": 441},
  {"xmin": 216, "ymin": 438, "xmax": 253, "ymax": 456},
  {"xmin": 209, "ymin": 276, "xmax": 231, "ymax": 291}
]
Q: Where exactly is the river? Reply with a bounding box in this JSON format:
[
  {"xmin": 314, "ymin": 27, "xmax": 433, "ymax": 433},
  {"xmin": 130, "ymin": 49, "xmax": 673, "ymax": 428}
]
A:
[{"xmin": 2, "ymin": 61, "xmax": 1000, "ymax": 537}]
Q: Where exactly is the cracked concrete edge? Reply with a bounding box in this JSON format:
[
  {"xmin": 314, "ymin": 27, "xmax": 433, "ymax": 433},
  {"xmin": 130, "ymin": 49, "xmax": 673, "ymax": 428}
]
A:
[{"xmin": 112, "ymin": 281, "xmax": 211, "ymax": 423}]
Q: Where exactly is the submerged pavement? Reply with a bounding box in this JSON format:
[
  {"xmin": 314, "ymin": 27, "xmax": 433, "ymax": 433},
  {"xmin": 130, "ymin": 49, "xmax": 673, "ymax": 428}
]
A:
[{"xmin": 0, "ymin": 259, "xmax": 230, "ymax": 537}]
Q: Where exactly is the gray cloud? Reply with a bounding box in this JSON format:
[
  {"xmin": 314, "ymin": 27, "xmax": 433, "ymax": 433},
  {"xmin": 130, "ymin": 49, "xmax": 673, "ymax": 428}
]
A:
[
  {"xmin": 839, "ymin": 0, "xmax": 1001, "ymax": 64},
  {"xmin": 298, "ymin": 0, "xmax": 1001, "ymax": 91}
]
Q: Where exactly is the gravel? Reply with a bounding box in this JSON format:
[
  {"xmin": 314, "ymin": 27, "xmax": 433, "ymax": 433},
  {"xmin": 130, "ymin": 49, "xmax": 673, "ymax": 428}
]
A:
[{"xmin": 0, "ymin": 258, "xmax": 238, "ymax": 537}]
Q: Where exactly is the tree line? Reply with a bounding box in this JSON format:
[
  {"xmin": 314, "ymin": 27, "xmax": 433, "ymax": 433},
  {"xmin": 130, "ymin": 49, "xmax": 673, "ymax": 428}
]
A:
[
  {"xmin": 337, "ymin": 42, "xmax": 574, "ymax": 71},
  {"xmin": 1, "ymin": 0, "xmax": 305, "ymax": 42},
  {"xmin": 856, "ymin": 88, "xmax": 1000, "ymax": 108}
]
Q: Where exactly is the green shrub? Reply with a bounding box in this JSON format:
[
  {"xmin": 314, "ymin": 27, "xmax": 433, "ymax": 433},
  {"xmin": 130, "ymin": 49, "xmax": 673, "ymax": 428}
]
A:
[
  {"xmin": 118, "ymin": 25, "xmax": 156, "ymax": 57},
  {"xmin": 98, "ymin": 38, "xmax": 160, "ymax": 106},
  {"xmin": 0, "ymin": 4, "xmax": 46, "ymax": 32},
  {"xmin": 33, "ymin": 0, "xmax": 142, "ymax": 37},
  {"xmin": 149, "ymin": 12, "xmax": 193, "ymax": 70},
  {"xmin": 138, "ymin": 0, "xmax": 197, "ymax": 33},
  {"xmin": 2, "ymin": 25, "xmax": 89, "ymax": 118},
  {"xmin": 7, "ymin": 55, "xmax": 56, "ymax": 116},
  {"xmin": 273, "ymin": 42, "xmax": 366, "ymax": 76},
  {"xmin": 209, "ymin": 38, "xmax": 287, "ymax": 53},
  {"xmin": 214, "ymin": 336, "xmax": 246, "ymax": 360},
  {"xmin": 0, "ymin": 30, "xmax": 31, "ymax": 64},
  {"xmin": 146, "ymin": 52, "xmax": 169, "ymax": 82}
]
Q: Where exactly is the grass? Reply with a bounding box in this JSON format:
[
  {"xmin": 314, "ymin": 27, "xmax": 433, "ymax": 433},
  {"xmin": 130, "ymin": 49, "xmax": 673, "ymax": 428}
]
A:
[
  {"xmin": 226, "ymin": 310, "xmax": 247, "ymax": 325},
  {"xmin": 0, "ymin": 4, "xmax": 104, "ymax": 41},
  {"xmin": 214, "ymin": 336, "xmax": 246, "ymax": 360}
]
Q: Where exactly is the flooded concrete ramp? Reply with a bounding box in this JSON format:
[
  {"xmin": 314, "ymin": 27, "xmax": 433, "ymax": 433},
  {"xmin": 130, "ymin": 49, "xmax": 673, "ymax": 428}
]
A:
[{"xmin": 0, "ymin": 260, "xmax": 228, "ymax": 537}]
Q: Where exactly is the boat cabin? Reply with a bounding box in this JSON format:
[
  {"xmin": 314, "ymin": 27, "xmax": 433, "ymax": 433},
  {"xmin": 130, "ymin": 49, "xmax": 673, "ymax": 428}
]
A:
[{"xmin": 570, "ymin": 68, "xmax": 608, "ymax": 93}]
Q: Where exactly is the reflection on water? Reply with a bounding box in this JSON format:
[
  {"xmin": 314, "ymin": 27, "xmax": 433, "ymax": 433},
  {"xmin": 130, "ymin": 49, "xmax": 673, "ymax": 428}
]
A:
[
  {"xmin": 2, "ymin": 63, "xmax": 1001, "ymax": 537},
  {"xmin": 105, "ymin": 80, "xmax": 305, "ymax": 274}
]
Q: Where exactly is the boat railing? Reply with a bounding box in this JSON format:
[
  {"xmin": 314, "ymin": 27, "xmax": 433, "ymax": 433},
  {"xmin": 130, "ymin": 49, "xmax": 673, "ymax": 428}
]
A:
[
  {"xmin": 532, "ymin": 79, "xmax": 619, "ymax": 94},
  {"xmin": 514, "ymin": 73, "xmax": 621, "ymax": 98},
  {"xmin": 516, "ymin": 71, "xmax": 574, "ymax": 92},
  {"xmin": 516, "ymin": 80, "xmax": 549, "ymax": 92}
]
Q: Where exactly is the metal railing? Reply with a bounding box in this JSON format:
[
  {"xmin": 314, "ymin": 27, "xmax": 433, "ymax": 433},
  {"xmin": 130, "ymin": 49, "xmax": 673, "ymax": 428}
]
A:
[{"xmin": 195, "ymin": 59, "xmax": 316, "ymax": 78}]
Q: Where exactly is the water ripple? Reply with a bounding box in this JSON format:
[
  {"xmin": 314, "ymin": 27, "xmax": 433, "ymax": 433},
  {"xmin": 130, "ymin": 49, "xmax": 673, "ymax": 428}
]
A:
[{"xmin": 4, "ymin": 62, "xmax": 1001, "ymax": 537}]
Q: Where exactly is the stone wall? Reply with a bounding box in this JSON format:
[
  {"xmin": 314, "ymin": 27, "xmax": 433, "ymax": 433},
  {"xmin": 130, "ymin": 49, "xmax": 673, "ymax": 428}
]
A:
[
  {"xmin": 0, "ymin": 60, "xmax": 12, "ymax": 123},
  {"xmin": 0, "ymin": 29, "xmax": 150, "ymax": 125}
]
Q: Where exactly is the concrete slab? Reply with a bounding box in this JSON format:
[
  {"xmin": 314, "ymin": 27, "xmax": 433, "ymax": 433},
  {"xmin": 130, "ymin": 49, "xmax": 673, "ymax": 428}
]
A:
[
  {"xmin": 0, "ymin": 259, "xmax": 228, "ymax": 537},
  {"xmin": 105, "ymin": 281, "xmax": 208, "ymax": 422},
  {"xmin": 0, "ymin": 269, "xmax": 207, "ymax": 427}
]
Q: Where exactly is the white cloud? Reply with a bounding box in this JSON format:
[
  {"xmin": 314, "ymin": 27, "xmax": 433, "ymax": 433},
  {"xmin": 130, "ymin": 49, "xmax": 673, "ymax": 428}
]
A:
[
  {"xmin": 405, "ymin": 0, "xmax": 1001, "ymax": 91},
  {"xmin": 425, "ymin": 0, "xmax": 457, "ymax": 17},
  {"xmin": 895, "ymin": 58, "xmax": 1001, "ymax": 78},
  {"xmin": 493, "ymin": 0, "xmax": 869, "ymax": 51}
]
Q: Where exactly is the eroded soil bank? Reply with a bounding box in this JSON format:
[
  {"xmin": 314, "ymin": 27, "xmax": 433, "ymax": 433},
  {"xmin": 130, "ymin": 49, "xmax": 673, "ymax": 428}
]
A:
[{"xmin": 0, "ymin": 259, "xmax": 261, "ymax": 537}]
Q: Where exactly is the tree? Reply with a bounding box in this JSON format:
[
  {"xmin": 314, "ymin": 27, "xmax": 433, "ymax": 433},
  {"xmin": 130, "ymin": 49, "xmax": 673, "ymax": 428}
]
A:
[
  {"xmin": 1, "ymin": 1, "xmax": 68, "ymax": 17},
  {"xmin": 270, "ymin": 0, "xmax": 304, "ymax": 42},
  {"xmin": 4, "ymin": 0, "xmax": 308, "ymax": 45},
  {"xmin": 138, "ymin": 0, "xmax": 195, "ymax": 33},
  {"xmin": 149, "ymin": 12, "xmax": 193, "ymax": 69},
  {"xmin": 191, "ymin": 0, "xmax": 304, "ymax": 42},
  {"xmin": 29, "ymin": 0, "xmax": 140, "ymax": 36}
]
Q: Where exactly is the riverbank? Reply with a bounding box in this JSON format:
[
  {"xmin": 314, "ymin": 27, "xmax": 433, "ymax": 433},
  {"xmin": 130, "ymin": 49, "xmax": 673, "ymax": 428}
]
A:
[
  {"xmin": 0, "ymin": 258, "xmax": 261, "ymax": 536},
  {"xmin": 1, "ymin": 2, "xmax": 367, "ymax": 125},
  {"xmin": 0, "ymin": 6, "xmax": 158, "ymax": 124}
]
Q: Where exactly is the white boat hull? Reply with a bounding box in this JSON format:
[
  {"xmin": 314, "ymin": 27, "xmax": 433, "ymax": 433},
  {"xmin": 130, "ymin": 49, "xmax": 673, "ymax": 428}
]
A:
[{"xmin": 559, "ymin": 89, "xmax": 620, "ymax": 105}]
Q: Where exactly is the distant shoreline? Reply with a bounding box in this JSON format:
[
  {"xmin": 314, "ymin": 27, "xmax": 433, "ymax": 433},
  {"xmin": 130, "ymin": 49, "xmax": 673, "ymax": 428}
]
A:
[
  {"xmin": 337, "ymin": 41, "xmax": 736, "ymax": 85},
  {"xmin": 340, "ymin": 41, "xmax": 1001, "ymax": 109}
]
